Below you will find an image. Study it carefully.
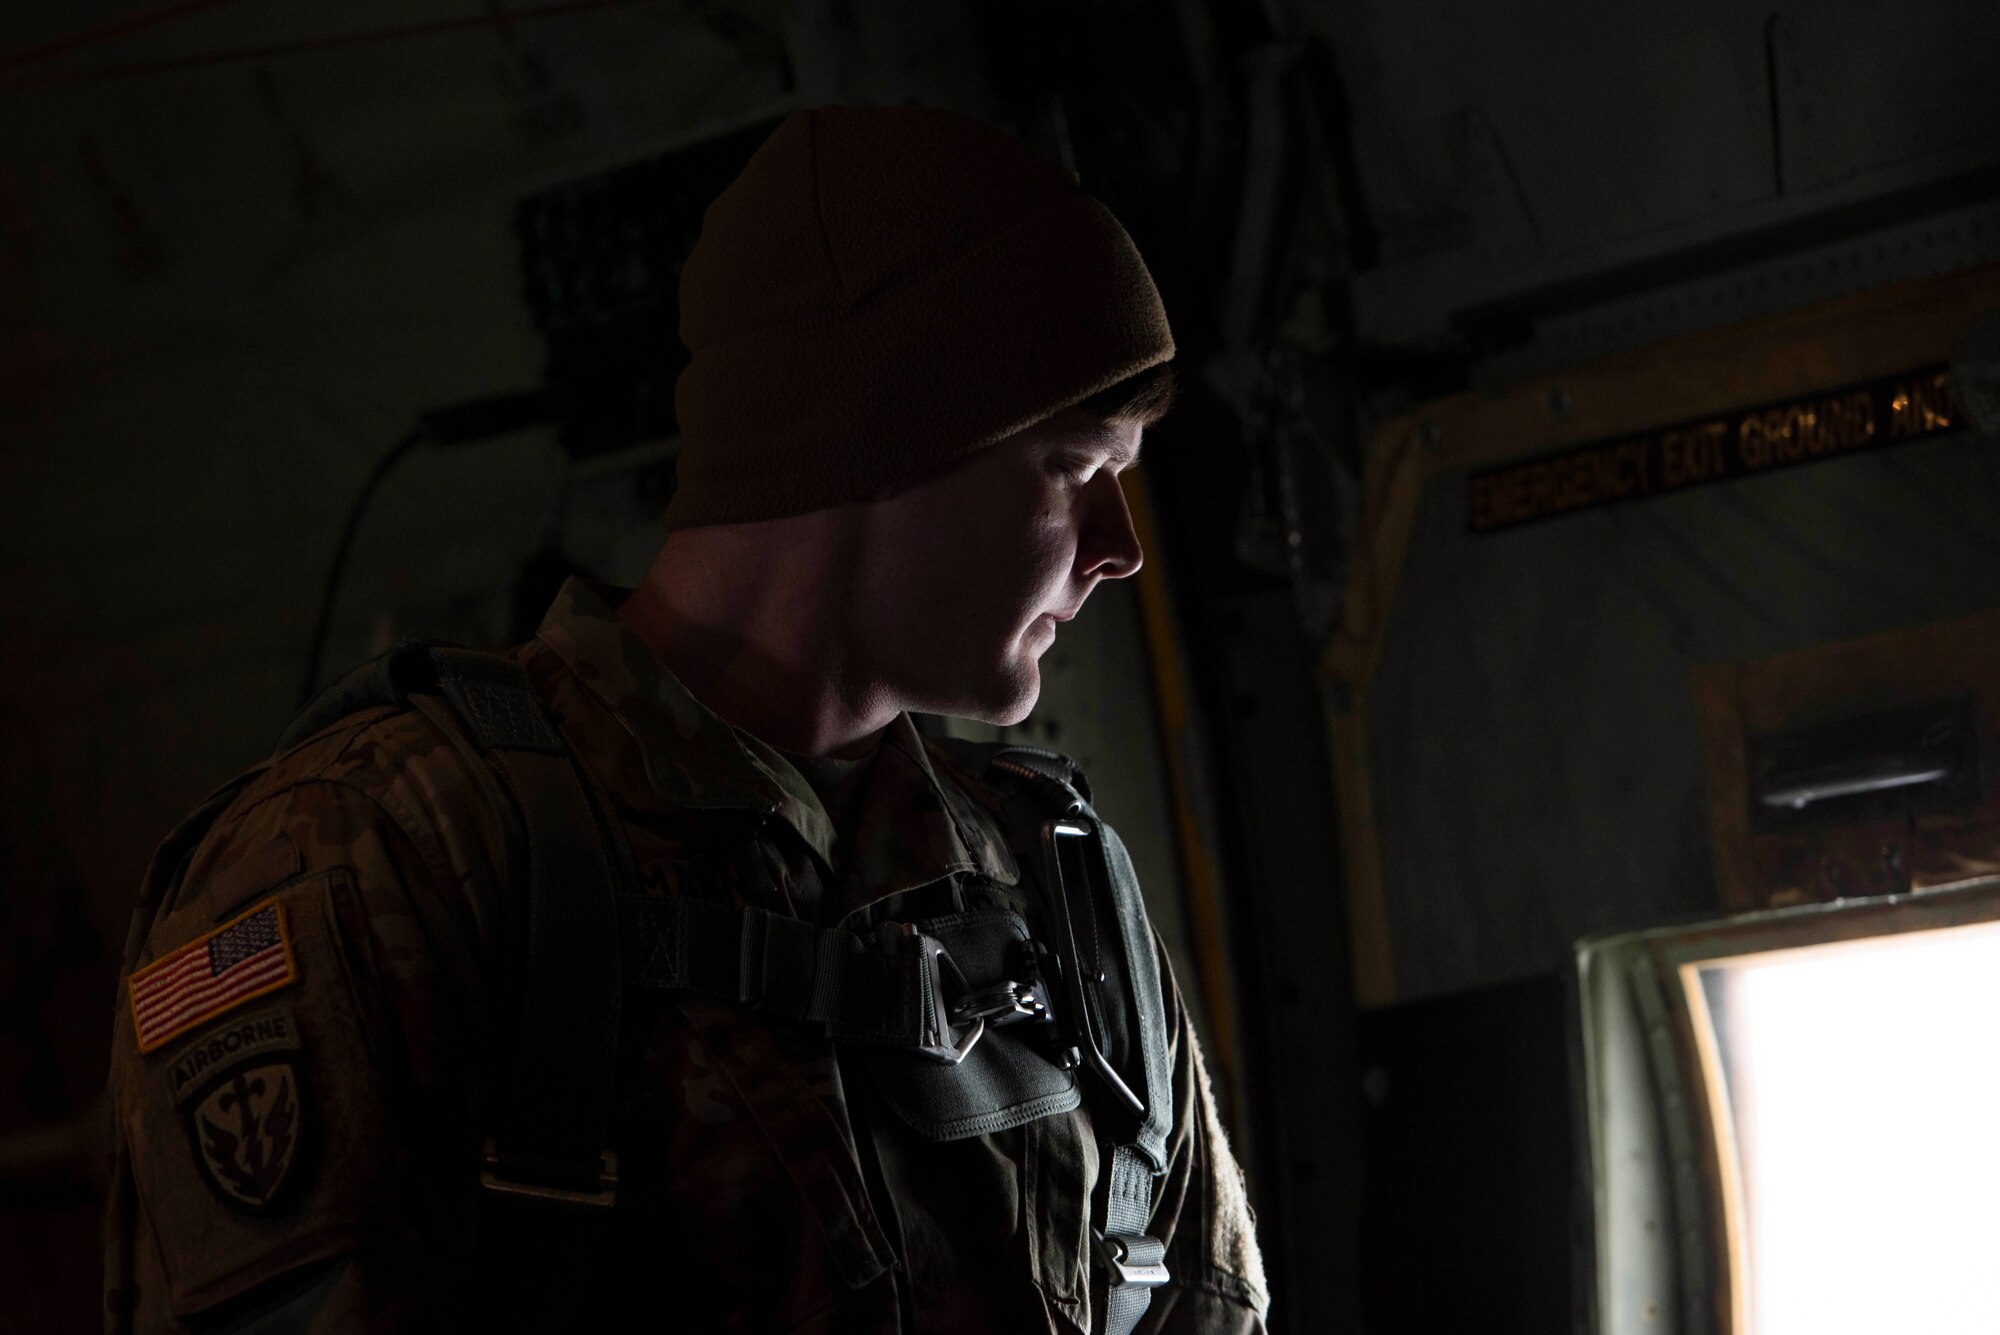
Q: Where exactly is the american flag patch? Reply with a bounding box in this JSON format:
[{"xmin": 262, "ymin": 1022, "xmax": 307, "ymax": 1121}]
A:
[{"xmin": 129, "ymin": 902, "xmax": 297, "ymax": 1054}]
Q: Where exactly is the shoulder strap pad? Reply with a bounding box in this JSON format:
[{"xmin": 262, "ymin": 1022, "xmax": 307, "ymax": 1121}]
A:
[
  {"xmin": 275, "ymin": 640, "xmax": 450, "ymax": 753},
  {"xmin": 927, "ymin": 738, "xmax": 1095, "ymax": 809},
  {"xmin": 947, "ymin": 738, "xmax": 1172, "ymax": 1166},
  {"xmin": 951, "ymin": 734, "xmax": 1177, "ymax": 1327}
]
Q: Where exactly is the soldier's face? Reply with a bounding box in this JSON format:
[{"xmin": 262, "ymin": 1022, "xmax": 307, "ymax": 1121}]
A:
[{"xmin": 854, "ymin": 409, "xmax": 1146, "ymax": 725}]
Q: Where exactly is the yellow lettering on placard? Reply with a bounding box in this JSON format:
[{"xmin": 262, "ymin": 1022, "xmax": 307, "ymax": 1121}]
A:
[
  {"xmin": 1469, "ymin": 476, "xmax": 1492, "ymax": 529},
  {"xmin": 1499, "ymin": 466, "xmax": 1528, "ymax": 520},
  {"xmin": 1920, "ymin": 373, "xmax": 1952, "ymax": 429},
  {"xmin": 1620, "ymin": 438, "xmax": 1651, "ymax": 493},
  {"xmin": 1739, "ymin": 413, "xmax": 1767, "ymax": 469},
  {"xmin": 1890, "ymin": 389, "xmax": 1909, "ymax": 438},
  {"xmin": 1661, "ymin": 431, "xmax": 1687, "ymax": 486},
  {"xmin": 1662, "ymin": 420, "xmax": 1729, "ymax": 486},
  {"xmin": 1787, "ymin": 406, "xmax": 1809, "ymax": 459},
  {"xmin": 1478, "ymin": 374, "xmax": 1922, "ymax": 529},
  {"xmin": 1471, "ymin": 434, "xmax": 1657, "ymax": 529},
  {"xmin": 1891, "ymin": 372, "xmax": 1952, "ymax": 439},
  {"xmin": 1845, "ymin": 391, "xmax": 1875, "ymax": 447},
  {"xmin": 1585, "ymin": 447, "xmax": 1623, "ymax": 501},
  {"xmin": 1739, "ymin": 391, "xmax": 1879, "ymax": 471},
  {"xmin": 1920, "ymin": 372, "xmax": 1951, "ymax": 431},
  {"xmin": 1529, "ymin": 462, "xmax": 1555, "ymax": 516}
]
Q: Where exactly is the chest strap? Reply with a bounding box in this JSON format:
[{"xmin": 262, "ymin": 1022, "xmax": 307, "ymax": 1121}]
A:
[{"xmin": 619, "ymin": 896, "xmax": 1051, "ymax": 1063}]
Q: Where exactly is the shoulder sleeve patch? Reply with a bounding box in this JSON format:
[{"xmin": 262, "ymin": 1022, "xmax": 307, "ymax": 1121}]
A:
[
  {"xmin": 116, "ymin": 868, "xmax": 414, "ymax": 1318},
  {"xmin": 129, "ymin": 901, "xmax": 298, "ymax": 1053}
]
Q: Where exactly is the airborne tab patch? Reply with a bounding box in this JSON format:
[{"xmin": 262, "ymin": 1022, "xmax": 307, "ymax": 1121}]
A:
[
  {"xmin": 129, "ymin": 902, "xmax": 297, "ymax": 1053},
  {"xmin": 166, "ymin": 1006, "xmax": 301, "ymax": 1103}
]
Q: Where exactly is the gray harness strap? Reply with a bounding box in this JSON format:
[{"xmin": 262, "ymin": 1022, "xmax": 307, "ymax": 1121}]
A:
[
  {"xmin": 1102, "ymin": 1145, "xmax": 1171, "ymax": 1333},
  {"xmin": 976, "ymin": 746, "xmax": 1176, "ymax": 1335}
]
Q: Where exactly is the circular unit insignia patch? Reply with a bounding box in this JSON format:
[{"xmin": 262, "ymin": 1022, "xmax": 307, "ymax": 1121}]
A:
[{"xmin": 183, "ymin": 1054, "xmax": 308, "ymax": 1214}]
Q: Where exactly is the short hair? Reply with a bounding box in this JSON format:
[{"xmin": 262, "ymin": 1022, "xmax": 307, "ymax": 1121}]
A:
[{"xmin": 1074, "ymin": 361, "xmax": 1177, "ymax": 427}]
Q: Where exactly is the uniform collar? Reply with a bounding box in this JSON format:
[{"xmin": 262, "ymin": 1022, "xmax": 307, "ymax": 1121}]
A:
[{"xmin": 534, "ymin": 578, "xmax": 1014, "ymax": 891}]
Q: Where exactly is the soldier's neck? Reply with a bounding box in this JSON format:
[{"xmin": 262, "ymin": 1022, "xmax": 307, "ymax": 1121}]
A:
[{"xmin": 618, "ymin": 528, "xmax": 896, "ymax": 759}]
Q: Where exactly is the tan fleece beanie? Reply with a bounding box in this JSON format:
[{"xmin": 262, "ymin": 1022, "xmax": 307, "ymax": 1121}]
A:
[{"xmin": 664, "ymin": 105, "xmax": 1175, "ymax": 529}]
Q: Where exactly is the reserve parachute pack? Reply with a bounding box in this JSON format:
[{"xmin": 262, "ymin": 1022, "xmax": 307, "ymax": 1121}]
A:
[{"xmin": 273, "ymin": 642, "xmax": 1176, "ymax": 1333}]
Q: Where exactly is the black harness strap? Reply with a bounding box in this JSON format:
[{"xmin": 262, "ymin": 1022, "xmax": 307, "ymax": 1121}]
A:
[
  {"xmin": 285, "ymin": 643, "xmax": 625, "ymax": 1333},
  {"xmin": 429, "ymin": 649, "xmax": 623, "ymax": 1197},
  {"xmin": 619, "ymin": 896, "xmax": 963, "ymax": 1051},
  {"xmin": 404, "ymin": 693, "xmax": 526, "ymax": 964},
  {"xmin": 421, "ymin": 651, "xmax": 625, "ymax": 1335}
]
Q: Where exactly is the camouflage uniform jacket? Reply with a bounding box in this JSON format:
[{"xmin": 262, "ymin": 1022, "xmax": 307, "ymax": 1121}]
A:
[{"xmin": 105, "ymin": 579, "xmax": 1270, "ymax": 1333}]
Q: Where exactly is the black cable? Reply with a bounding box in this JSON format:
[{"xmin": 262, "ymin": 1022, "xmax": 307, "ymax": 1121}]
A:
[
  {"xmin": 298, "ymin": 390, "xmax": 556, "ymax": 706},
  {"xmin": 297, "ymin": 426, "xmax": 430, "ymax": 706}
]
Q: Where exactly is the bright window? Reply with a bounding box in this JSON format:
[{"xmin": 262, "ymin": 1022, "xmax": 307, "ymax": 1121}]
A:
[{"xmin": 1692, "ymin": 921, "xmax": 2000, "ymax": 1335}]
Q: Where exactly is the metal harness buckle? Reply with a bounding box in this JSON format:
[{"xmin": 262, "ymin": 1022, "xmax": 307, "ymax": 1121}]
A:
[
  {"xmin": 879, "ymin": 925, "xmax": 984, "ymax": 1066},
  {"xmin": 1094, "ymin": 1231, "xmax": 1170, "ymax": 1289},
  {"xmin": 950, "ymin": 976, "xmax": 1052, "ymax": 1028},
  {"xmin": 479, "ymin": 1135, "xmax": 619, "ymax": 1211},
  {"xmin": 885, "ymin": 922, "xmax": 1055, "ymax": 1066}
]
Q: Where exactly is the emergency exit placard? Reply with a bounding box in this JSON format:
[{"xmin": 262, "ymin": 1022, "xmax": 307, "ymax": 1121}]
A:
[{"xmin": 1466, "ymin": 363, "xmax": 1957, "ymax": 533}]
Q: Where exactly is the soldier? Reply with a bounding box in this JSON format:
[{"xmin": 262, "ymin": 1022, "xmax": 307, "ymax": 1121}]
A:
[{"xmin": 105, "ymin": 106, "xmax": 1268, "ymax": 1333}]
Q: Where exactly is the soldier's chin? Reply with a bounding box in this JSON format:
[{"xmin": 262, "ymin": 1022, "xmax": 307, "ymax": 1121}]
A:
[{"xmin": 936, "ymin": 659, "xmax": 1040, "ymax": 727}]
